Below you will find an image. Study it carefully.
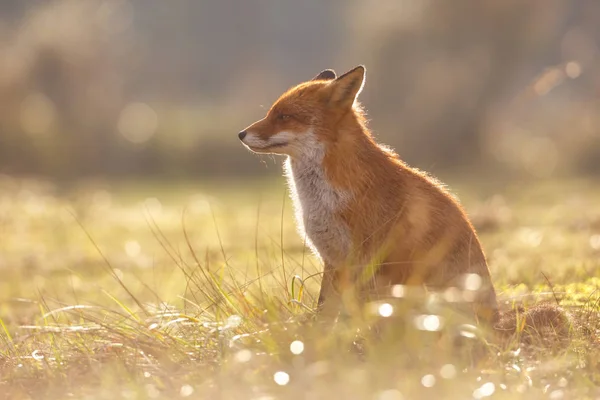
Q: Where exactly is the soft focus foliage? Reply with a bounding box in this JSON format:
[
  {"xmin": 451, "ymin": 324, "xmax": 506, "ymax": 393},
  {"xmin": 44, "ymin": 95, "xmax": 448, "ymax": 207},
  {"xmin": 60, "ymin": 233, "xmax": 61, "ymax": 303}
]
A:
[
  {"xmin": 0, "ymin": 0, "xmax": 599, "ymax": 178},
  {"xmin": 1, "ymin": 178, "xmax": 600, "ymax": 398}
]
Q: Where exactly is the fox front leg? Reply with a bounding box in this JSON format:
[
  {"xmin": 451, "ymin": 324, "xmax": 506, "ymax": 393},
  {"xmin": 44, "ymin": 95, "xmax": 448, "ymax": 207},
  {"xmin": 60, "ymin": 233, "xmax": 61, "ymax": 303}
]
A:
[
  {"xmin": 316, "ymin": 261, "xmax": 357, "ymax": 320},
  {"xmin": 316, "ymin": 261, "xmax": 342, "ymax": 318}
]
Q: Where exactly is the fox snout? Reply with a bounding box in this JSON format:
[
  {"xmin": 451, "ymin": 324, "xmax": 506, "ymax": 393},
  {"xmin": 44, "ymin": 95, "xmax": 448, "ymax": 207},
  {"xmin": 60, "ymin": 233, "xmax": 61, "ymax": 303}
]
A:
[
  {"xmin": 237, "ymin": 124, "xmax": 271, "ymax": 152},
  {"xmin": 237, "ymin": 118, "xmax": 296, "ymax": 155},
  {"xmin": 237, "ymin": 123, "xmax": 265, "ymax": 152}
]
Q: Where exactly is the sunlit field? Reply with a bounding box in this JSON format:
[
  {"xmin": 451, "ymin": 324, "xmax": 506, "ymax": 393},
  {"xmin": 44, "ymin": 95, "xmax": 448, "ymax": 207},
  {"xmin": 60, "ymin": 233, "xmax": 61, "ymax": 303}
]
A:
[{"xmin": 1, "ymin": 175, "xmax": 600, "ymax": 399}]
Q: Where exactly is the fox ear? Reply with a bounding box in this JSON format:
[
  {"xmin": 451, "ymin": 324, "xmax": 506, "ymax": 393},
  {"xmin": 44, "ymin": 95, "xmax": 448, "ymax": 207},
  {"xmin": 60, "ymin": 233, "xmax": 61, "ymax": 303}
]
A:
[
  {"xmin": 326, "ymin": 65, "xmax": 365, "ymax": 107},
  {"xmin": 312, "ymin": 69, "xmax": 337, "ymax": 81}
]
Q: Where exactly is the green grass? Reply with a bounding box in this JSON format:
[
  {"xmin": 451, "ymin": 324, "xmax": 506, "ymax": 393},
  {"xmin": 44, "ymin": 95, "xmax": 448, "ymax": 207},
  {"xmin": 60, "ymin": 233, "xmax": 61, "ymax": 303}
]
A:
[{"xmin": 1, "ymin": 175, "xmax": 600, "ymax": 399}]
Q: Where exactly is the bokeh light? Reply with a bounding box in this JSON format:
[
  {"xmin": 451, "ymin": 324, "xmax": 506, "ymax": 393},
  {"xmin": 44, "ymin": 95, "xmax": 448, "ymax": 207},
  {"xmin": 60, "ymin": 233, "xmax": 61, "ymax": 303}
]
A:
[
  {"xmin": 274, "ymin": 371, "xmax": 290, "ymax": 386},
  {"xmin": 290, "ymin": 340, "xmax": 304, "ymax": 355},
  {"xmin": 118, "ymin": 102, "xmax": 158, "ymax": 144},
  {"xmin": 378, "ymin": 303, "xmax": 394, "ymax": 318},
  {"xmin": 421, "ymin": 374, "xmax": 435, "ymax": 388}
]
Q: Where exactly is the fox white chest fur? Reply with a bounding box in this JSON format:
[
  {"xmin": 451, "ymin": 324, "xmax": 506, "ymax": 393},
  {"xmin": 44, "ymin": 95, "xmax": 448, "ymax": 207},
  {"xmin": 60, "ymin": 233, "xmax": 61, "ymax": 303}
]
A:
[{"xmin": 283, "ymin": 138, "xmax": 352, "ymax": 265}]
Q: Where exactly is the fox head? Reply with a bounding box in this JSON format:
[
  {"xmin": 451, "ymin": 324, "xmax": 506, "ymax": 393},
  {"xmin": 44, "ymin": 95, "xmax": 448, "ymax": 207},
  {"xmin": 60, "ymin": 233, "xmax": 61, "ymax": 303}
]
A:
[{"xmin": 238, "ymin": 65, "xmax": 366, "ymax": 158}]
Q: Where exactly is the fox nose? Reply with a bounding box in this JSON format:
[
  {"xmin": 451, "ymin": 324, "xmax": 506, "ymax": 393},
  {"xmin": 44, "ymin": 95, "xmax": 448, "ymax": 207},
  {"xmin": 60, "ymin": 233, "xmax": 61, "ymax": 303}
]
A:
[{"xmin": 238, "ymin": 131, "xmax": 247, "ymax": 140}]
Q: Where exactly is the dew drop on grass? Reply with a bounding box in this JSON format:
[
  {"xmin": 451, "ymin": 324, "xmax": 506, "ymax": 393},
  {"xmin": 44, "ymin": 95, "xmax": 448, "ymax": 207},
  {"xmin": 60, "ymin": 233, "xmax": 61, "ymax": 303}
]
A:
[
  {"xmin": 235, "ymin": 349, "xmax": 252, "ymax": 363},
  {"xmin": 421, "ymin": 374, "xmax": 435, "ymax": 388},
  {"xmin": 481, "ymin": 382, "xmax": 495, "ymax": 396},
  {"xmin": 377, "ymin": 389, "xmax": 404, "ymax": 400},
  {"xmin": 391, "ymin": 285, "xmax": 405, "ymax": 298},
  {"xmin": 457, "ymin": 324, "xmax": 478, "ymax": 339},
  {"xmin": 226, "ymin": 314, "xmax": 242, "ymax": 328},
  {"xmin": 440, "ymin": 364, "xmax": 457, "ymax": 379},
  {"xmin": 463, "ymin": 273, "xmax": 482, "ymax": 291},
  {"xmin": 543, "ymin": 384, "xmax": 551, "ymax": 394},
  {"xmin": 274, "ymin": 371, "xmax": 290, "ymax": 386},
  {"xmin": 31, "ymin": 350, "xmax": 44, "ymax": 361},
  {"xmin": 558, "ymin": 377, "xmax": 568, "ymax": 387},
  {"xmin": 378, "ymin": 303, "xmax": 394, "ymax": 317},
  {"xmin": 473, "ymin": 382, "xmax": 495, "ymax": 399},
  {"xmin": 179, "ymin": 384, "xmax": 194, "ymax": 397},
  {"xmin": 423, "ymin": 315, "xmax": 442, "ymax": 331},
  {"xmin": 290, "ymin": 340, "xmax": 304, "ymax": 355},
  {"xmin": 414, "ymin": 315, "xmax": 443, "ymax": 331}
]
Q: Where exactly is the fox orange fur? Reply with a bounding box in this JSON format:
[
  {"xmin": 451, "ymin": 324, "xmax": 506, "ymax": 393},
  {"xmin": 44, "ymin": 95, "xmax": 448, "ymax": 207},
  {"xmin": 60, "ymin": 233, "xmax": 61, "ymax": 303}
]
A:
[{"xmin": 238, "ymin": 66, "xmax": 498, "ymax": 325}]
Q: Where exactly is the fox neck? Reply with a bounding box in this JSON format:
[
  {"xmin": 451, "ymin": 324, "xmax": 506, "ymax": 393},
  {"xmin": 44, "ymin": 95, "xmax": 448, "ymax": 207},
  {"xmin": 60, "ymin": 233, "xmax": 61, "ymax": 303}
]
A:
[
  {"xmin": 282, "ymin": 112, "xmax": 389, "ymax": 264},
  {"xmin": 286, "ymin": 112, "xmax": 384, "ymax": 198},
  {"xmin": 284, "ymin": 132, "xmax": 344, "ymax": 211},
  {"xmin": 283, "ymin": 133, "xmax": 353, "ymax": 264},
  {"xmin": 288, "ymin": 112, "xmax": 385, "ymax": 190}
]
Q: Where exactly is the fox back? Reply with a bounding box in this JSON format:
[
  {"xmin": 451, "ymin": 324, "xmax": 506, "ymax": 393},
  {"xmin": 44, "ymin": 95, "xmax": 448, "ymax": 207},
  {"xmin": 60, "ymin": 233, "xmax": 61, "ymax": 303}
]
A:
[{"xmin": 238, "ymin": 66, "xmax": 498, "ymax": 324}]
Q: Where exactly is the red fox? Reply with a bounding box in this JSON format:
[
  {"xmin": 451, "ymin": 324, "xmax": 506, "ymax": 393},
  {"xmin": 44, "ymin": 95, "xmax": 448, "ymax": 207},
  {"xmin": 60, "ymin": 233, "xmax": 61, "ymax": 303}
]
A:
[{"xmin": 238, "ymin": 65, "xmax": 498, "ymax": 325}]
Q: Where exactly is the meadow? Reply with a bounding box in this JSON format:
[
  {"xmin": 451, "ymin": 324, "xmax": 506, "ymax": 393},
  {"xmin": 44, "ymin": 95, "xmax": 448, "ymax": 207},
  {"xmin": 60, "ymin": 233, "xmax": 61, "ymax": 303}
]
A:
[{"xmin": 0, "ymin": 174, "xmax": 599, "ymax": 399}]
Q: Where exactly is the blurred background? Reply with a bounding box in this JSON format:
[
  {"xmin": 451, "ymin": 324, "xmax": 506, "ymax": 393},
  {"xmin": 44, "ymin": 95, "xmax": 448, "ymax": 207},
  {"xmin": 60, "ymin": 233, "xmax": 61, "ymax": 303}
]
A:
[
  {"xmin": 0, "ymin": 0, "xmax": 599, "ymax": 181},
  {"xmin": 2, "ymin": 5, "xmax": 600, "ymax": 397}
]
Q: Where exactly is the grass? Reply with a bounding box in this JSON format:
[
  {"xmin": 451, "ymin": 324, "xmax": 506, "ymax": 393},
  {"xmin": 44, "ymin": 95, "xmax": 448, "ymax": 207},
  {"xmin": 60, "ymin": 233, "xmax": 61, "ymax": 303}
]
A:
[{"xmin": 1, "ymin": 174, "xmax": 600, "ymax": 399}]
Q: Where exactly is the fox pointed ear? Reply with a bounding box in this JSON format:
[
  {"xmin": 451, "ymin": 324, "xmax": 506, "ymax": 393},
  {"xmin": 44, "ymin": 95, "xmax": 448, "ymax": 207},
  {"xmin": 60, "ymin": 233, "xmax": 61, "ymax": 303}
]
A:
[
  {"xmin": 326, "ymin": 65, "xmax": 366, "ymax": 107},
  {"xmin": 312, "ymin": 69, "xmax": 337, "ymax": 81}
]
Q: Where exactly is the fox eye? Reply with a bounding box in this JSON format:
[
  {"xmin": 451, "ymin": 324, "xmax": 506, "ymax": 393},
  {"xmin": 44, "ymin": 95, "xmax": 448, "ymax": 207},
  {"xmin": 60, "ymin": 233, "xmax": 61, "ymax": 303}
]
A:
[{"xmin": 278, "ymin": 114, "xmax": 291, "ymax": 121}]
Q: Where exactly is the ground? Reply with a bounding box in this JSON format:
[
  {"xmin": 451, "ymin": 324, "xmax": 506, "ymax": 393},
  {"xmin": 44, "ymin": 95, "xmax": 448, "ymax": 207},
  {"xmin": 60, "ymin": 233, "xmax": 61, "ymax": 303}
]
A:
[{"xmin": 0, "ymin": 175, "xmax": 599, "ymax": 399}]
